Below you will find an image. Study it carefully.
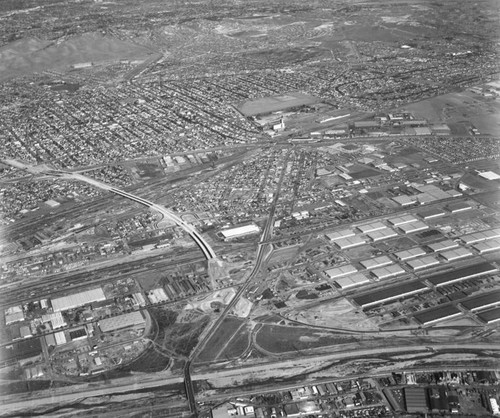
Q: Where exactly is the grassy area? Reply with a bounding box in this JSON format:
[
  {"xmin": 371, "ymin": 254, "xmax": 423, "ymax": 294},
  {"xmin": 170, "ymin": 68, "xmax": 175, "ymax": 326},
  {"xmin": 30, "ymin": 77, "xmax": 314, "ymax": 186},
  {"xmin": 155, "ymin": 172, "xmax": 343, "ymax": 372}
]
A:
[{"xmin": 195, "ymin": 317, "xmax": 245, "ymax": 362}]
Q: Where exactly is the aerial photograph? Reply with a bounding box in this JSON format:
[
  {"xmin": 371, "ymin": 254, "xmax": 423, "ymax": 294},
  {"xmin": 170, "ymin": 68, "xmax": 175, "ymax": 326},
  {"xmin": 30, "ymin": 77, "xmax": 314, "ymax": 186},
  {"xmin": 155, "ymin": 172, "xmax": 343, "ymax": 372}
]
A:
[{"xmin": 0, "ymin": 0, "xmax": 499, "ymax": 417}]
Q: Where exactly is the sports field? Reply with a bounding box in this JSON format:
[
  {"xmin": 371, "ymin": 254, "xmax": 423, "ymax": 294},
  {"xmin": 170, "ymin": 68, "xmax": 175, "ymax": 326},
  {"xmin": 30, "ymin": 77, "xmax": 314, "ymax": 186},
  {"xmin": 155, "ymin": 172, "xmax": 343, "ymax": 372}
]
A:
[{"xmin": 238, "ymin": 92, "xmax": 319, "ymax": 116}]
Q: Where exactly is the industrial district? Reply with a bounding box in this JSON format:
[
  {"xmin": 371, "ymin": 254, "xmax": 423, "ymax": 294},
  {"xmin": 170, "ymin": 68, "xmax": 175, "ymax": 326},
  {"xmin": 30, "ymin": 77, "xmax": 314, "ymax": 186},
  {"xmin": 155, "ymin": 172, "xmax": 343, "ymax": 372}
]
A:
[{"xmin": 0, "ymin": 0, "xmax": 499, "ymax": 417}]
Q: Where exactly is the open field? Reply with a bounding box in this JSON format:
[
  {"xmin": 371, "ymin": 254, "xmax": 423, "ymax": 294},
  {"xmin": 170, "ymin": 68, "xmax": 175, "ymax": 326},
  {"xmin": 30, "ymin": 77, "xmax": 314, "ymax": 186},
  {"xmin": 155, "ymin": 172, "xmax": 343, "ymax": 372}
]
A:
[
  {"xmin": 238, "ymin": 92, "xmax": 319, "ymax": 116},
  {"xmin": 196, "ymin": 317, "xmax": 246, "ymax": 362}
]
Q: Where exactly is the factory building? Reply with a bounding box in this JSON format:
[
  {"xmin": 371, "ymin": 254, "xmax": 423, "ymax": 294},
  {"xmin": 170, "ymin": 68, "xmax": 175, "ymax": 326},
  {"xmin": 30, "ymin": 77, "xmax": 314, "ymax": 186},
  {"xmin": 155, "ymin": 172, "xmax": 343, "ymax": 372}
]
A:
[
  {"xmin": 472, "ymin": 238, "xmax": 500, "ymax": 254},
  {"xmin": 398, "ymin": 221, "xmax": 429, "ymax": 234},
  {"xmin": 439, "ymin": 247, "xmax": 473, "ymax": 262},
  {"xmin": 427, "ymin": 240, "xmax": 458, "ymax": 252},
  {"xmin": 50, "ymin": 288, "xmax": 106, "ymax": 313},
  {"xmin": 414, "ymin": 305, "xmax": 462, "ymax": 326},
  {"xmin": 353, "ymin": 281, "xmax": 427, "ymax": 308},
  {"xmin": 360, "ymin": 256, "xmax": 393, "ymax": 270},
  {"xmin": 417, "ymin": 207, "xmax": 446, "ymax": 220},
  {"xmin": 41, "ymin": 312, "xmax": 67, "ymax": 330},
  {"xmin": 477, "ymin": 307, "xmax": 500, "ymax": 324},
  {"xmin": 427, "ymin": 262, "xmax": 497, "ymax": 287},
  {"xmin": 333, "ymin": 235, "xmax": 366, "ymax": 249},
  {"xmin": 325, "ymin": 264, "xmax": 358, "ymax": 279},
  {"xmin": 406, "ymin": 255, "xmax": 440, "ymax": 271},
  {"xmin": 325, "ymin": 229, "xmax": 355, "ymax": 241},
  {"xmin": 394, "ymin": 247, "xmax": 426, "ymax": 261},
  {"xmin": 446, "ymin": 202, "xmax": 472, "ymax": 213},
  {"xmin": 220, "ymin": 224, "xmax": 260, "ymax": 240},
  {"xmin": 460, "ymin": 290, "xmax": 500, "ymax": 312},
  {"xmin": 404, "ymin": 387, "xmax": 429, "ymax": 413},
  {"xmin": 98, "ymin": 311, "xmax": 146, "ymax": 333},
  {"xmin": 460, "ymin": 229, "xmax": 500, "ymax": 245},
  {"xmin": 392, "ymin": 195, "xmax": 418, "ymax": 206},
  {"xmin": 356, "ymin": 221, "xmax": 387, "ymax": 234},
  {"xmin": 388, "ymin": 214, "xmax": 418, "ymax": 226},
  {"xmin": 334, "ymin": 273, "xmax": 370, "ymax": 290},
  {"xmin": 371, "ymin": 264, "xmax": 405, "ymax": 280},
  {"xmin": 366, "ymin": 228, "xmax": 398, "ymax": 242}
]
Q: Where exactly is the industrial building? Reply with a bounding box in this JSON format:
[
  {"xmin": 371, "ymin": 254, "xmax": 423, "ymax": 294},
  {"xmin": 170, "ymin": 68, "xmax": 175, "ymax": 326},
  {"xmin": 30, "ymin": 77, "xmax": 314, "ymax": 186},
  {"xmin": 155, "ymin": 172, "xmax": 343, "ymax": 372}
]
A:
[
  {"xmin": 360, "ymin": 256, "xmax": 393, "ymax": 270},
  {"xmin": 426, "ymin": 262, "xmax": 497, "ymax": 287},
  {"xmin": 98, "ymin": 311, "xmax": 146, "ymax": 333},
  {"xmin": 398, "ymin": 220, "xmax": 429, "ymax": 234},
  {"xmin": 406, "ymin": 255, "xmax": 440, "ymax": 271},
  {"xmin": 366, "ymin": 228, "xmax": 398, "ymax": 242},
  {"xmin": 334, "ymin": 273, "xmax": 370, "ymax": 290},
  {"xmin": 461, "ymin": 229, "xmax": 500, "ymax": 245},
  {"xmin": 404, "ymin": 387, "xmax": 429, "ymax": 413},
  {"xmin": 54, "ymin": 331, "xmax": 67, "ymax": 345},
  {"xmin": 325, "ymin": 229, "xmax": 355, "ymax": 241},
  {"xmin": 4, "ymin": 305, "xmax": 24, "ymax": 325},
  {"xmin": 356, "ymin": 221, "xmax": 387, "ymax": 234},
  {"xmin": 325, "ymin": 264, "xmax": 358, "ymax": 279},
  {"xmin": 392, "ymin": 195, "xmax": 418, "ymax": 206},
  {"xmin": 439, "ymin": 247, "xmax": 473, "ymax": 261},
  {"xmin": 333, "ymin": 235, "xmax": 366, "ymax": 250},
  {"xmin": 371, "ymin": 264, "xmax": 405, "ymax": 280},
  {"xmin": 394, "ymin": 247, "xmax": 426, "ymax": 261},
  {"xmin": 147, "ymin": 288, "xmax": 169, "ymax": 304},
  {"xmin": 477, "ymin": 307, "xmax": 500, "ymax": 324},
  {"xmin": 427, "ymin": 239, "xmax": 458, "ymax": 252},
  {"xmin": 50, "ymin": 288, "xmax": 106, "ymax": 312},
  {"xmin": 446, "ymin": 201, "xmax": 472, "ymax": 213},
  {"xmin": 417, "ymin": 207, "xmax": 446, "ymax": 220},
  {"xmin": 220, "ymin": 224, "xmax": 260, "ymax": 240},
  {"xmin": 353, "ymin": 281, "xmax": 427, "ymax": 308},
  {"xmin": 460, "ymin": 290, "xmax": 500, "ymax": 312},
  {"xmin": 388, "ymin": 214, "xmax": 418, "ymax": 226},
  {"xmin": 41, "ymin": 312, "xmax": 66, "ymax": 329},
  {"xmin": 472, "ymin": 238, "xmax": 500, "ymax": 254},
  {"xmin": 414, "ymin": 305, "xmax": 462, "ymax": 326}
]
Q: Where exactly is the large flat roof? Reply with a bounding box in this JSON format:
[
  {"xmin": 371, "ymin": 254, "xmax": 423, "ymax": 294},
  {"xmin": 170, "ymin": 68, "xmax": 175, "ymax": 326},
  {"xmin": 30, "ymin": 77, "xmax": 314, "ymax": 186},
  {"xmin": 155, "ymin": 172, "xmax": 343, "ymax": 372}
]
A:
[
  {"xmin": 460, "ymin": 290, "xmax": 500, "ymax": 312},
  {"xmin": 414, "ymin": 304, "xmax": 461, "ymax": 325},
  {"xmin": 398, "ymin": 220, "xmax": 429, "ymax": 234},
  {"xmin": 477, "ymin": 307, "xmax": 500, "ymax": 324},
  {"xmin": 461, "ymin": 229, "xmax": 500, "ymax": 244},
  {"xmin": 356, "ymin": 221, "xmax": 387, "ymax": 234},
  {"xmin": 220, "ymin": 224, "xmax": 260, "ymax": 238},
  {"xmin": 426, "ymin": 262, "xmax": 497, "ymax": 287},
  {"xmin": 366, "ymin": 228, "xmax": 398, "ymax": 241},
  {"xmin": 99, "ymin": 311, "xmax": 146, "ymax": 333},
  {"xmin": 325, "ymin": 229, "xmax": 355, "ymax": 241},
  {"xmin": 325, "ymin": 264, "xmax": 358, "ymax": 279},
  {"xmin": 427, "ymin": 239, "xmax": 458, "ymax": 252},
  {"xmin": 371, "ymin": 264, "xmax": 405, "ymax": 280},
  {"xmin": 353, "ymin": 281, "xmax": 427, "ymax": 308},
  {"xmin": 334, "ymin": 273, "xmax": 370, "ymax": 289},
  {"xmin": 395, "ymin": 247, "xmax": 426, "ymax": 261},
  {"xmin": 406, "ymin": 255, "xmax": 440, "ymax": 271},
  {"xmin": 334, "ymin": 235, "xmax": 366, "ymax": 249},
  {"xmin": 51, "ymin": 288, "xmax": 106, "ymax": 312},
  {"xmin": 360, "ymin": 256, "xmax": 393, "ymax": 270},
  {"xmin": 388, "ymin": 214, "xmax": 418, "ymax": 226},
  {"xmin": 473, "ymin": 238, "xmax": 500, "ymax": 253},
  {"xmin": 440, "ymin": 247, "xmax": 473, "ymax": 261}
]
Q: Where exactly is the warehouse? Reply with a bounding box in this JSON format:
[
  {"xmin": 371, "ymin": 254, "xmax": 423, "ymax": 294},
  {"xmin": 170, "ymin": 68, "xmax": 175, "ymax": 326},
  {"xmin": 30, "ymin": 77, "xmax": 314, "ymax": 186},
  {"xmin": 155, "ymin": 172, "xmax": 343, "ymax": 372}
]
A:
[
  {"xmin": 334, "ymin": 235, "xmax": 366, "ymax": 249},
  {"xmin": 395, "ymin": 247, "xmax": 426, "ymax": 261},
  {"xmin": 404, "ymin": 387, "xmax": 429, "ymax": 413},
  {"xmin": 371, "ymin": 264, "xmax": 405, "ymax": 280},
  {"xmin": 391, "ymin": 195, "xmax": 418, "ymax": 206},
  {"xmin": 325, "ymin": 264, "xmax": 358, "ymax": 279},
  {"xmin": 427, "ymin": 240, "xmax": 458, "ymax": 252},
  {"xmin": 477, "ymin": 307, "xmax": 500, "ymax": 324},
  {"xmin": 446, "ymin": 201, "xmax": 472, "ymax": 213},
  {"xmin": 460, "ymin": 290, "xmax": 500, "ymax": 312},
  {"xmin": 417, "ymin": 207, "xmax": 446, "ymax": 220},
  {"xmin": 388, "ymin": 214, "xmax": 418, "ymax": 226},
  {"xmin": 406, "ymin": 255, "xmax": 440, "ymax": 271},
  {"xmin": 54, "ymin": 331, "xmax": 67, "ymax": 345},
  {"xmin": 398, "ymin": 220, "xmax": 429, "ymax": 234},
  {"xmin": 426, "ymin": 262, "xmax": 497, "ymax": 287},
  {"xmin": 461, "ymin": 229, "xmax": 500, "ymax": 245},
  {"xmin": 440, "ymin": 247, "xmax": 473, "ymax": 262},
  {"xmin": 352, "ymin": 281, "xmax": 427, "ymax": 308},
  {"xmin": 366, "ymin": 228, "xmax": 398, "ymax": 242},
  {"xmin": 334, "ymin": 273, "xmax": 370, "ymax": 290},
  {"xmin": 50, "ymin": 288, "xmax": 106, "ymax": 312},
  {"xmin": 4, "ymin": 306, "xmax": 24, "ymax": 325},
  {"xmin": 99, "ymin": 311, "xmax": 146, "ymax": 333},
  {"xmin": 325, "ymin": 229, "xmax": 355, "ymax": 241},
  {"xmin": 356, "ymin": 221, "xmax": 387, "ymax": 234},
  {"xmin": 41, "ymin": 312, "xmax": 66, "ymax": 329},
  {"xmin": 147, "ymin": 288, "xmax": 169, "ymax": 304},
  {"xmin": 473, "ymin": 238, "xmax": 500, "ymax": 254},
  {"xmin": 360, "ymin": 256, "xmax": 393, "ymax": 270},
  {"xmin": 414, "ymin": 305, "xmax": 462, "ymax": 326},
  {"xmin": 220, "ymin": 224, "xmax": 260, "ymax": 240}
]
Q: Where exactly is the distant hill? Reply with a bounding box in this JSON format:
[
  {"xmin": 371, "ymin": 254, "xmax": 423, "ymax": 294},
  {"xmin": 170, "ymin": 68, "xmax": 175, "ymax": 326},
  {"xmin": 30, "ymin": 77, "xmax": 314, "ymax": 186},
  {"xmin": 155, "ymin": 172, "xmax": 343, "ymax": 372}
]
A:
[{"xmin": 0, "ymin": 33, "xmax": 154, "ymax": 80}]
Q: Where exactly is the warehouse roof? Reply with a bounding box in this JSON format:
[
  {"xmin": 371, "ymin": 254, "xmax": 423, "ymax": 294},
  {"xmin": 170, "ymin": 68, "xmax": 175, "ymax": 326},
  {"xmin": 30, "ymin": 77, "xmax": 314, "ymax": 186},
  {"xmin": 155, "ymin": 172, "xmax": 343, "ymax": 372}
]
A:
[
  {"xmin": 51, "ymin": 288, "xmax": 106, "ymax": 312},
  {"xmin": 353, "ymin": 281, "xmax": 427, "ymax": 308},
  {"xmin": 334, "ymin": 273, "xmax": 370, "ymax": 290},
  {"xmin": 477, "ymin": 307, "xmax": 500, "ymax": 324},
  {"xmin": 99, "ymin": 311, "xmax": 146, "ymax": 333},
  {"xmin": 473, "ymin": 238, "xmax": 500, "ymax": 253},
  {"xmin": 220, "ymin": 224, "xmax": 260, "ymax": 239},
  {"xmin": 404, "ymin": 387, "xmax": 428, "ymax": 413},
  {"xmin": 371, "ymin": 264, "xmax": 405, "ymax": 280},
  {"xmin": 398, "ymin": 220, "xmax": 429, "ymax": 234},
  {"xmin": 414, "ymin": 304, "xmax": 461, "ymax": 325},
  {"xmin": 460, "ymin": 290, "xmax": 500, "ymax": 312},
  {"xmin": 388, "ymin": 214, "xmax": 418, "ymax": 226},
  {"xmin": 360, "ymin": 256, "xmax": 393, "ymax": 270},
  {"xmin": 394, "ymin": 247, "xmax": 426, "ymax": 261},
  {"xmin": 325, "ymin": 264, "xmax": 358, "ymax": 279},
  {"xmin": 427, "ymin": 262, "xmax": 497, "ymax": 286},
  {"xmin": 440, "ymin": 247, "xmax": 473, "ymax": 261},
  {"xmin": 325, "ymin": 229, "xmax": 355, "ymax": 241},
  {"xmin": 356, "ymin": 221, "xmax": 387, "ymax": 234},
  {"xmin": 334, "ymin": 235, "xmax": 366, "ymax": 249},
  {"xmin": 417, "ymin": 207, "xmax": 446, "ymax": 219},
  {"xmin": 460, "ymin": 228, "xmax": 500, "ymax": 244},
  {"xmin": 366, "ymin": 228, "xmax": 398, "ymax": 242},
  {"xmin": 427, "ymin": 240, "xmax": 458, "ymax": 252},
  {"xmin": 406, "ymin": 255, "xmax": 440, "ymax": 271}
]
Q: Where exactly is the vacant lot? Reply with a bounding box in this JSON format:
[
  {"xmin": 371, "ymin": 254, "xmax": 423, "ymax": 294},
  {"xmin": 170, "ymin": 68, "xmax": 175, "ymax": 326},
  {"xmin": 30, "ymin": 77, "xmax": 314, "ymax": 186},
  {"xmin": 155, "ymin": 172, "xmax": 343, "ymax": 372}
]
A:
[
  {"xmin": 238, "ymin": 92, "xmax": 319, "ymax": 116},
  {"xmin": 196, "ymin": 317, "xmax": 246, "ymax": 362}
]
